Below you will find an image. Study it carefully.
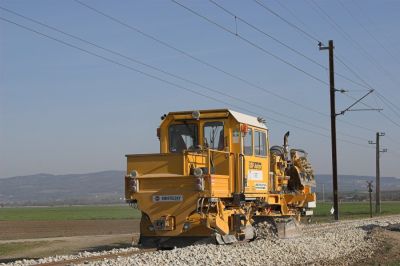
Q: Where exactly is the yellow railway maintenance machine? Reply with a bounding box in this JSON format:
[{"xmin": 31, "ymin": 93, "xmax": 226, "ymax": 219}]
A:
[{"xmin": 125, "ymin": 109, "xmax": 316, "ymax": 247}]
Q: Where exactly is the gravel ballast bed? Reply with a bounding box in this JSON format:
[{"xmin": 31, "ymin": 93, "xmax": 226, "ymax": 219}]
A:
[{"xmin": 3, "ymin": 215, "xmax": 400, "ymax": 266}]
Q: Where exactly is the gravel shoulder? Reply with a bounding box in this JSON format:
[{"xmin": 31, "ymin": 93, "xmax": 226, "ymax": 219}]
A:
[{"xmin": 2, "ymin": 215, "xmax": 400, "ymax": 266}]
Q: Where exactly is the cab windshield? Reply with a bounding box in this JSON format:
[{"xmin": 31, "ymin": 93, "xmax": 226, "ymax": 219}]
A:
[
  {"xmin": 169, "ymin": 124, "xmax": 198, "ymax": 153},
  {"xmin": 204, "ymin": 121, "xmax": 224, "ymax": 150}
]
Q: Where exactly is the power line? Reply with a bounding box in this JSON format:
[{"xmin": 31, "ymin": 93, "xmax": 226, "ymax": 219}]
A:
[
  {"xmin": 252, "ymin": 0, "xmax": 400, "ymax": 137},
  {"xmin": 253, "ymin": 0, "xmax": 398, "ymax": 99},
  {"xmin": 170, "ymin": 0, "xmax": 329, "ymax": 85},
  {"xmin": 375, "ymin": 94, "xmax": 400, "ymax": 120},
  {"xmin": 376, "ymin": 91, "xmax": 400, "ymax": 114},
  {"xmin": 247, "ymin": 0, "xmax": 384, "ymax": 133},
  {"xmin": 0, "ymin": 15, "xmax": 375, "ymax": 150},
  {"xmin": 309, "ymin": 0, "xmax": 400, "ymax": 89},
  {"xmin": 335, "ymin": 53, "xmax": 400, "ymax": 128},
  {"xmin": 174, "ymin": 0, "xmax": 387, "ymax": 142},
  {"xmin": 334, "ymin": 56, "xmax": 372, "ymax": 90},
  {"xmin": 351, "ymin": 0, "xmax": 400, "ymax": 65},
  {"xmin": 252, "ymin": 0, "xmax": 320, "ymax": 43},
  {"xmin": 208, "ymin": 0, "xmax": 327, "ymax": 70},
  {"xmin": 385, "ymin": 135, "xmax": 400, "ymax": 147},
  {"xmin": 337, "ymin": 0, "xmax": 400, "ymax": 66},
  {"xmin": 1, "ymin": 6, "xmax": 374, "ymax": 143},
  {"xmin": 251, "ymin": 0, "xmax": 378, "ymax": 92},
  {"xmin": 0, "ymin": 5, "xmax": 369, "ymax": 142},
  {"xmin": 73, "ymin": 0, "xmax": 379, "ymax": 135},
  {"xmin": 73, "ymin": 0, "xmax": 326, "ymax": 115},
  {"xmin": 210, "ymin": 0, "xmax": 379, "ymax": 102},
  {"xmin": 273, "ymin": 0, "xmax": 322, "ymax": 42}
]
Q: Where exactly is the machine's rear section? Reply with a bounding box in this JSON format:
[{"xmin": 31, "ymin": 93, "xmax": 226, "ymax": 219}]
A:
[{"xmin": 125, "ymin": 109, "xmax": 316, "ymax": 247}]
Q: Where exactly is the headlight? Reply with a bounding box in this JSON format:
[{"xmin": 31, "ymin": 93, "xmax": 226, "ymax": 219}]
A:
[
  {"xmin": 183, "ymin": 222, "xmax": 191, "ymax": 231},
  {"xmin": 195, "ymin": 177, "xmax": 204, "ymax": 191},
  {"xmin": 130, "ymin": 178, "xmax": 139, "ymax": 193},
  {"xmin": 193, "ymin": 167, "xmax": 203, "ymax": 178},
  {"xmin": 130, "ymin": 170, "xmax": 139, "ymax": 178},
  {"xmin": 192, "ymin": 110, "xmax": 200, "ymax": 120}
]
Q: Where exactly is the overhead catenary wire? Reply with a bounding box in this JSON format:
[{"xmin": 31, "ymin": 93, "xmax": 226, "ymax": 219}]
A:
[
  {"xmin": 252, "ymin": 0, "xmax": 320, "ymax": 43},
  {"xmin": 208, "ymin": 0, "xmax": 327, "ymax": 70},
  {"xmin": 0, "ymin": 16, "xmax": 375, "ymax": 150},
  {"xmin": 72, "ymin": 0, "xmax": 325, "ymax": 115},
  {"xmin": 220, "ymin": 0, "xmax": 372, "ymax": 92},
  {"xmin": 253, "ymin": 0, "xmax": 398, "ymax": 94},
  {"xmin": 309, "ymin": 0, "xmax": 400, "ymax": 89},
  {"xmin": 376, "ymin": 91, "xmax": 400, "ymax": 114},
  {"xmin": 0, "ymin": 5, "xmax": 370, "ymax": 142},
  {"xmin": 208, "ymin": 0, "xmax": 375, "ymax": 95},
  {"xmin": 171, "ymin": 1, "xmax": 388, "ymax": 136},
  {"xmin": 375, "ymin": 94, "xmax": 400, "ymax": 120},
  {"xmin": 351, "ymin": 0, "xmax": 400, "ymax": 63},
  {"xmin": 73, "ymin": 0, "xmax": 380, "ymax": 135},
  {"xmin": 273, "ymin": 0, "xmax": 322, "ymax": 43},
  {"xmin": 170, "ymin": 0, "xmax": 329, "ymax": 86},
  {"xmin": 249, "ymin": 0, "xmax": 400, "ymax": 145},
  {"xmin": 337, "ymin": 0, "xmax": 400, "ymax": 66}
]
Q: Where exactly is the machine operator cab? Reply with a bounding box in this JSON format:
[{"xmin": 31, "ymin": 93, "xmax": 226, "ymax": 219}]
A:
[{"xmin": 156, "ymin": 109, "xmax": 270, "ymax": 195}]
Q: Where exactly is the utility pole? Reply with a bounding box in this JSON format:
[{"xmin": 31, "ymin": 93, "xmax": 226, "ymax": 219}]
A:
[
  {"xmin": 367, "ymin": 181, "xmax": 373, "ymax": 218},
  {"xmin": 319, "ymin": 40, "xmax": 380, "ymax": 221},
  {"xmin": 368, "ymin": 133, "xmax": 387, "ymax": 214},
  {"xmin": 322, "ymin": 183, "xmax": 325, "ymax": 202},
  {"xmin": 319, "ymin": 40, "xmax": 339, "ymax": 221}
]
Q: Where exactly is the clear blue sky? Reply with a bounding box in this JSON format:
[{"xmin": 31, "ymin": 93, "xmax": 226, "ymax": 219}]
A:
[{"xmin": 1, "ymin": 0, "xmax": 399, "ymax": 178}]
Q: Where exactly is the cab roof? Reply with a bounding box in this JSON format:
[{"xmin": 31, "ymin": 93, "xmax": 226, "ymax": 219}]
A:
[{"xmin": 166, "ymin": 109, "xmax": 267, "ymax": 130}]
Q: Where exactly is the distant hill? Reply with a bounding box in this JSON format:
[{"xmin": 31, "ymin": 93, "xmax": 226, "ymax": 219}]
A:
[
  {"xmin": 0, "ymin": 171, "xmax": 399, "ymax": 206},
  {"xmin": 315, "ymin": 174, "xmax": 400, "ymax": 192},
  {"xmin": 0, "ymin": 171, "xmax": 125, "ymax": 206}
]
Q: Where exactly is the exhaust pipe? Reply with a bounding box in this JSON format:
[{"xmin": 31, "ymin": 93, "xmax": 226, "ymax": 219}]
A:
[{"xmin": 283, "ymin": 131, "xmax": 290, "ymax": 161}]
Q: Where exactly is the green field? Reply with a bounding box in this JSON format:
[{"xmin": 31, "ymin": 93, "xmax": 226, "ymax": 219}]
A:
[
  {"xmin": 312, "ymin": 201, "xmax": 400, "ymax": 222},
  {"xmin": 0, "ymin": 202, "xmax": 399, "ymax": 221},
  {"xmin": 0, "ymin": 205, "xmax": 141, "ymax": 221}
]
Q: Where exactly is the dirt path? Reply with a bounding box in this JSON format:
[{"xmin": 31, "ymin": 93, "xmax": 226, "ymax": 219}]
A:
[
  {"xmin": 0, "ymin": 219, "xmax": 141, "ymax": 262},
  {"xmin": 356, "ymin": 226, "xmax": 400, "ymax": 265},
  {"xmin": 0, "ymin": 220, "xmax": 140, "ymax": 240}
]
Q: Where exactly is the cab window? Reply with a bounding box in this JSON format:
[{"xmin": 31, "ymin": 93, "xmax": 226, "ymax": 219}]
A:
[
  {"xmin": 243, "ymin": 128, "xmax": 253, "ymax": 155},
  {"xmin": 169, "ymin": 124, "xmax": 198, "ymax": 153},
  {"xmin": 255, "ymin": 130, "xmax": 267, "ymax": 156},
  {"xmin": 204, "ymin": 121, "xmax": 224, "ymax": 150}
]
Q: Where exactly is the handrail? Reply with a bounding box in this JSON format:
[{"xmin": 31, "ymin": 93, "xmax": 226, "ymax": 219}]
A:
[{"xmin": 238, "ymin": 154, "xmax": 245, "ymax": 193}]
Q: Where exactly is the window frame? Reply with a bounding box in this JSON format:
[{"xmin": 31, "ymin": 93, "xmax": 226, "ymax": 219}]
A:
[
  {"xmin": 168, "ymin": 123, "xmax": 198, "ymax": 153},
  {"xmin": 254, "ymin": 130, "xmax": 267, "ymax": 157},
  {"xmin": 203, "ymin": 121, "xmax": 225, "ymax": 150},
  {"xmin": 243, "ymin": 127, "xmax": 253, "ymax": 156}
]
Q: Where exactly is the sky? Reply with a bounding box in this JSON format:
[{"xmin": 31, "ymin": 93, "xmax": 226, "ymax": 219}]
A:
[{"xmin": 1, "ymin": 0, "xmax": 400, "ymax": 178}]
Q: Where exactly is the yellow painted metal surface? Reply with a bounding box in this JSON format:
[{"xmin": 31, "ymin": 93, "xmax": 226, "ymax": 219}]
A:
[{"xmin": 125, "ymin": 109, "xmax": 316, "ymax": 240}]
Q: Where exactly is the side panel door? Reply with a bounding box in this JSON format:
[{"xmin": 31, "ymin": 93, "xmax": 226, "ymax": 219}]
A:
[{"xmin": 243, "ymin": 128, "xmax": 269, "ymax": 194}]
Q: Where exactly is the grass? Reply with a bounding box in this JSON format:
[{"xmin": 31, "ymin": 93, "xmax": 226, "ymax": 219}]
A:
[
  {"xmin": 312, "ymin": 201, "xmax": 400, "ymax": 222},
  {"xmin": 0, "ymin": 241, "xmax": 49, "ymax": 257},
  {"xmin": 0, "ymin": 202, "xmax": 399, "ymax": 222},
  {"xmin": 0, "ymin": 205, "xmax": 141, "ymax": 221}
]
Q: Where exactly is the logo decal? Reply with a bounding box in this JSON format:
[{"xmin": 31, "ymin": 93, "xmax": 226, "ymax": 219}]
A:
[{"xmin": 152, "ymin": 195, "xmax": 183, "ymax": 202}]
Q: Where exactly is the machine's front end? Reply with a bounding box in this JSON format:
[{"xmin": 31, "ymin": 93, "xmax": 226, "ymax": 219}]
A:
[{"xmin": 124, "ymin": 109, "xmax": 316, "ymax": 247}]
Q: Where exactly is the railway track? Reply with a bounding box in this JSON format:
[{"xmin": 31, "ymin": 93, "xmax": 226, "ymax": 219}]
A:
[
  {"xmin": 18, "ymin": 215, "xmax": 400, "ymax": 266},
  {"xmin": 34, "ymin": 247, "xmax": 157, "ymax": 266}
]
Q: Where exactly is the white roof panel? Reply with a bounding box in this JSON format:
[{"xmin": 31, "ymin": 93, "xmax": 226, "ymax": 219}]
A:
[{"xmin": 229, "ymin": 110, "xmax": 267, "ymax": 129}]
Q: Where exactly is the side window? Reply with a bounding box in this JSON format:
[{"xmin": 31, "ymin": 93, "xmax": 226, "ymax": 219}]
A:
[
  {"xmin": 243, "ymin": 128, "xmax": 253, "ymax": 155},
  {"xmin": 169, "ymin": 124, "xmax": 198, "ymax": 153},
  {"xmin": 255, "ymin": 130, "xmax": 267, "ymax": 156},
  {"xmin": 204, "ymin": 121, "xmax": 224, "ymax": 150}
]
